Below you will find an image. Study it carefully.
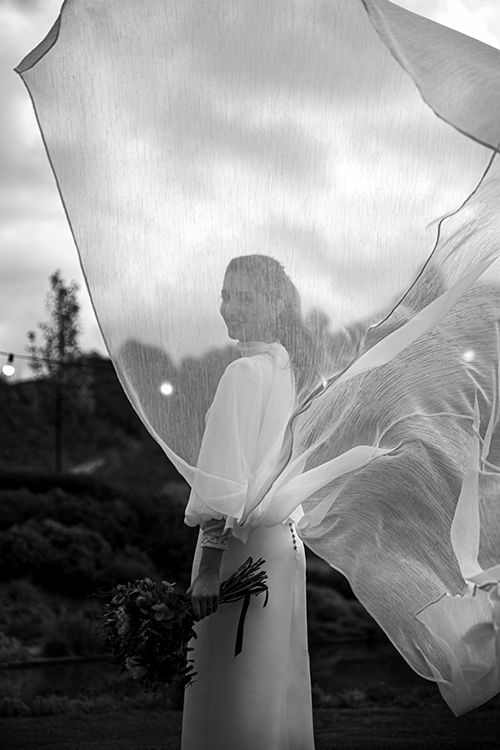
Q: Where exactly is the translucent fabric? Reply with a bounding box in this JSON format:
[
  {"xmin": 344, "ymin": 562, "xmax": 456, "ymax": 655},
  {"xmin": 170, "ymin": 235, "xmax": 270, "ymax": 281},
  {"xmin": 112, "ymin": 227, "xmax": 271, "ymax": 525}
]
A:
[{"xmin": 17, "ymin": 0, "xmax": 500, "ymax": 715}]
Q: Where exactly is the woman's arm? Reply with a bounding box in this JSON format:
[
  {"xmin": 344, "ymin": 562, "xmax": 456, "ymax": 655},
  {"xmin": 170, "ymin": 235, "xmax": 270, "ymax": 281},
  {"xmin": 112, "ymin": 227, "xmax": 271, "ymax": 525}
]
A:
[
  {"xmin": 188, "ymin": 531, "xmax": 226, "ymax": 620},
  {"xmin": 187, "ymin": 517, "xmax": 229, "ymax": 620},
  {"xmin": 186, "ymin": 359, "xmax": 264, "ymax": 619},
  {"xmin": 184, "ymin": 358, "xmax": 264, "ymax": 528}
]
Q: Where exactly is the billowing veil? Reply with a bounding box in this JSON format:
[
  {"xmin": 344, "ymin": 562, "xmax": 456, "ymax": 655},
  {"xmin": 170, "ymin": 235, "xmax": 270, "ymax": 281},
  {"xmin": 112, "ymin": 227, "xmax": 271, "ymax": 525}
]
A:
[{"xmin": 17, "ymin": 0, "xmax": 500, "ymax": 715}]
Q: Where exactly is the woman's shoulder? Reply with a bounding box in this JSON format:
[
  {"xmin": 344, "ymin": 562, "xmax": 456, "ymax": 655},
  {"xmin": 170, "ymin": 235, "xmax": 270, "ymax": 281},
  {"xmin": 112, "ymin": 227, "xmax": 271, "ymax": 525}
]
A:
[
  {"xmin": 221, "ymin": 343, "xmax": 287, "ymax": 387},
  {"xmin": 223, "ymin": 354, "xmax": 264, "ymax": 381}
]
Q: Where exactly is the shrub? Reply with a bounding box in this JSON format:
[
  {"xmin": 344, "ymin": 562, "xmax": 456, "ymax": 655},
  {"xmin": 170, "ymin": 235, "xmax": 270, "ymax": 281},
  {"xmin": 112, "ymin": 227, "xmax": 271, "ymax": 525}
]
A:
[
  {"xmin": 0, "ymin": 631, "xmax": 31, "ymax": 662},
  {"xmin": 0, "ymin": 519, "xmax": 114, "ymax": 595},
  {"xmin": 307, "ymin": 583, "xmax": 352, "ymax": 622},
  {"xmin": 0, "ymin": 487, "xmax": 134, "ymax": 548},
  {"xmin": 29, "ymin": 694, "xmax": 71, "ymax": 716},
  {"xmin": 0, "ymin": 470, "xmax": 125, "ymax": 502},
  {"xmin": 39, "ymin": 519, "xmax": 114, "ymax": 592},
  {"xmin": 306, "ymin": 582, "xmax": 384, "ymax": 642},
  {"xmin": 0, "ymin": 696, "xmax": 30, "ymax": 717},
  {"xmin": 40, "ymin": 605, "xmax": 106, "ymax": 657},
  {"xmin": 311, "ymin": 683, "xmax": 337, "ymax": 708},
  {"xmin": 332, "ymin": 688, "xmax": 367, "ymax": 708},
  {"xmin": 0, "ymin": 579, "xmax": 55, "ymax": 642},
  {"xmin": 305, "ymin": 553, "xmax": 354, "ymax": 598},
  {"xmin": 106, "ymin": 545, "xmax": 157, "ymax": 585},
  {"xmin": 0, "ymin": 521, "xmax": 53, "ymax": 578}
]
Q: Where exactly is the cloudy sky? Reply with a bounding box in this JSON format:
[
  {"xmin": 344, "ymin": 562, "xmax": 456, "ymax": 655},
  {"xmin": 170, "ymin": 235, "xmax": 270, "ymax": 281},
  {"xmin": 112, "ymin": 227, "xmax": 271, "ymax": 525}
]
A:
[{"xmin": 1, "ymin": 0, "xmax": 500, "ymax": 380}]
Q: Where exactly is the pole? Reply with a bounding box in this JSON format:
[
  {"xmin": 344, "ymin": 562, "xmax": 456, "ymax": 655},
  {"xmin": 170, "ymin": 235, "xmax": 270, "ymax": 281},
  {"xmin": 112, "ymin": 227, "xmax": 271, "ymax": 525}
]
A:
[{"xmin": 55, "ymin": 373, "xmax": 62, "ymax": 473}]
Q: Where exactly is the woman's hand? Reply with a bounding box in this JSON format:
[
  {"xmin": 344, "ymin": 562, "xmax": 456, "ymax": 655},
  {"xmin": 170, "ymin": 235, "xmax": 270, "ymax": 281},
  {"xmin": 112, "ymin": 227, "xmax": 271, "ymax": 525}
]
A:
[{"xmin": 187, "ymin": 568, "xmax": 222, "ymax": 621}]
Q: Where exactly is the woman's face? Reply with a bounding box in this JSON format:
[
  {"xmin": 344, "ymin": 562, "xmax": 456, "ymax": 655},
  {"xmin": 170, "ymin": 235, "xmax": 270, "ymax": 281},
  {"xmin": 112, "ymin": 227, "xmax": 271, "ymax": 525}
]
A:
[{"xmin": 220, "ymin": 270, "xmax": 283, "ymax": 342}]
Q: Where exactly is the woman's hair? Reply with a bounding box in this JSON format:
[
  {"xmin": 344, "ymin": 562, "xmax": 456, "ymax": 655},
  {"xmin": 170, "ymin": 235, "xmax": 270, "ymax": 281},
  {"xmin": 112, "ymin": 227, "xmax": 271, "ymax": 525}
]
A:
[{"xmin": 225, "ymin": 254, "xmax": 324, "ymax": 400}]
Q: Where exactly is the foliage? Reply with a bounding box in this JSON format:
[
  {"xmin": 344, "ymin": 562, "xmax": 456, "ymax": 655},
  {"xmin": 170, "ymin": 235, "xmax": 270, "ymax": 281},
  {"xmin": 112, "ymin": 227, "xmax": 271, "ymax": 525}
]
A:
[
  {"xmin": 0, "ymin": 519, "xmax": 115, "ymax": 595},
  {"xmin": 0, "ymin": 631, "xmax": 32, "ymax": 663},
  {"xmin": 101, "ymin": 577, "xmax": 197, "ymax": 692},
  {"xmin": 101, "ymin": 558, "xmax": 269, "ymax": 692},
  {"xmin": 0, "ymin": 469, "xmax": 127, "ymax": 499},
  {"xmin": 306, "ymin": 583, "xmax": 382, "ymax": 642},
  {"xmin": 0, "ymin": 578, "xmax": 56, "ymax": 643},
  {"xmin": 0, "ymin": 486, "xmax": 136, "ymax": 548},
  {"xmin": 41, "ymin": 605, "xmax": 106, "ymax": 657},
  {"xmin": 0, "ymin": 697, "xmax": 32, "ymax": 717},
  {"xmin": 0, "ymin": 685, "xmax": 176, "ymax": 717},
  {"xmin": 311, "ymin": 680, "xmax": 449, "ymax": 710},
  {"xmin": 304, "ymin": 552, "xmax": 354, "ymax": 599},
  {"xmin": 0, "ymin": 354, "xmax": 171, "ymax": 478},
  {"xmin": 0, "ymin": 482, "xmax": 196, "ymax": 588},
  {"xmin": 26, "ymin": 270, "xmax": 82, "ymax": 378}
]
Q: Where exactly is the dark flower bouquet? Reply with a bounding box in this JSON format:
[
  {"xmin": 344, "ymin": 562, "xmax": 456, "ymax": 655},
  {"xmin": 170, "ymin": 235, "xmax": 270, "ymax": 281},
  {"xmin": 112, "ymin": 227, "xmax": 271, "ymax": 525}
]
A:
[{"xmin": 100, "ymin": 557, "xmax": 268, "ymax": 692}]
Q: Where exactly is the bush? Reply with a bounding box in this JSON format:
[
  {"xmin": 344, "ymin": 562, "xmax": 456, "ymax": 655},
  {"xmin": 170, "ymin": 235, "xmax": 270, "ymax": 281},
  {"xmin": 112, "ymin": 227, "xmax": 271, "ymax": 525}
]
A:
[
  {"xmin": 333, "ymin": 688, "xmax": 368, "ymax": 708},
  {"xmin": 306, "ymin": 582, "xmax": 384, "ymax": 642},
  {"xmin": 29, "ymin": 694, "xmax": 72, "ymax": 716},
  {"xmin": 311, "ymin": 683, "xmax": 337, "ymax": 708},
  {"xmin": 136, "ymin": 500, "xmax": 197, "ymax": 585},
  {"xmin": 0, "ymin": 631, "xmax": 31, "ymax": 662},
  {"xmin": 0, "ymin": 487, "xmax": 135, "ymax": 548},
  {"xmin": 0, "ymin": 696, "xmax": 30, "ymax": 717},
  {"xmin": 305, "ymin": 553, "xmax": 354, "ymax": 598},
  {"xmin": 106, "ymin": 545, "xmax": 157, "ymax": 585},
  {"xmin": 0, "ymin": 519, "xmax": 114, "ymax": 595},
  {"xmin": 0, "ymin": 483, "xmax": 196, "ymax": 588},
  {"xmin": 41, "ymin": 605, "xmax": 106, "ymax": 657},
  {"xmin": 0, "ymin": 521, "xmax": 53, "ymax": 578},
  {"xmin": 0, "ymin": 469, "xmax": 125, "ymax": 502},
  {"xmin": 307, "ymin": 583, "xmax": 353, "ymax": 622},
  {"xmin": 0, "ymin": 579, "xmax": 55, "ymax": 643}
]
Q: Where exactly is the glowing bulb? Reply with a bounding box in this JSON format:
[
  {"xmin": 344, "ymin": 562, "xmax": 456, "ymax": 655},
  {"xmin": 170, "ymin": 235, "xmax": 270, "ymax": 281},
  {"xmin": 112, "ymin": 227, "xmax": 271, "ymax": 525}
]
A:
[
  {"xmin": 462, "ymin": 350, "xmax": 475, "ymax": 363},
  {"xmin": 2, "ymin": 354, "xmax": 15, "ymax": 378},
  {"xmin": 160, "ymin": 380, "xmax": 174, "ymax": 396}
]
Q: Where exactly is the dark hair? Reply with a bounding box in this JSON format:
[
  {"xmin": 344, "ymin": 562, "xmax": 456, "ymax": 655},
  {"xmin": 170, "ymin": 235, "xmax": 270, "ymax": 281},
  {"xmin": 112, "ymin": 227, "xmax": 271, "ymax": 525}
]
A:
[{"xmin": 225, "ymin": 254, "xmax": 323, "ymax": 400}]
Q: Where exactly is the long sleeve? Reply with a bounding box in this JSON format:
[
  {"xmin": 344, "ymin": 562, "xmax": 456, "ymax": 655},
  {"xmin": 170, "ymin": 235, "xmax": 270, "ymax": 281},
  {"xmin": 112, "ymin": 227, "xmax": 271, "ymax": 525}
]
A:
[{"xmin": 184, "ymin": 356, "xmax": 267, "ymax": 532}]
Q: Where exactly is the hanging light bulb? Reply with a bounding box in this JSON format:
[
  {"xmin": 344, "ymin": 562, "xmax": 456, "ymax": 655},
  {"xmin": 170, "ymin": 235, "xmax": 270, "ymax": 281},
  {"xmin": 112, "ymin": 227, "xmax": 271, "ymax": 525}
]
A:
[
  {"xmin": 160, "ymin": 380, "xmax": 174, "ymax": 397},
  {"xmin": 2, "ymin": 353, "xmax": 15, "ymax": 378},
  {"xmin": 462, "ymin": 349, "xmax": 476, "ymax": 363}
]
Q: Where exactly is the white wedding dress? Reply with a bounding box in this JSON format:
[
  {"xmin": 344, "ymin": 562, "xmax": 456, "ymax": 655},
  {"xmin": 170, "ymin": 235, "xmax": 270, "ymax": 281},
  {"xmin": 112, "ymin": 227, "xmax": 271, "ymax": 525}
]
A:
[
  {"xmin": 17, "ymin": 0, "xmax": 500, "ymax": 718},
  {"xmin": 181, "ymin": 342, "xmax": 315, "ymax": 750}
]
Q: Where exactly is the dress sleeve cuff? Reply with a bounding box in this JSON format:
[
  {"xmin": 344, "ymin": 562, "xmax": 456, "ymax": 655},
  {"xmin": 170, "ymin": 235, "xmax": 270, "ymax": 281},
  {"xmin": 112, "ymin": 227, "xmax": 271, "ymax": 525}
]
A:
[{"xmin": 200, "ymin": 517, "xmax": 231, "ymax": 550}]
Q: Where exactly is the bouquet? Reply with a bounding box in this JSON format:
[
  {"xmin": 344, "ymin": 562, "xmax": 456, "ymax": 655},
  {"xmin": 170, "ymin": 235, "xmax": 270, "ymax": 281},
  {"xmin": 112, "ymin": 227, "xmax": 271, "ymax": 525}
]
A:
[{"xmin": 100, "ymin": 556, "xmax": 269, "ymax": 692}]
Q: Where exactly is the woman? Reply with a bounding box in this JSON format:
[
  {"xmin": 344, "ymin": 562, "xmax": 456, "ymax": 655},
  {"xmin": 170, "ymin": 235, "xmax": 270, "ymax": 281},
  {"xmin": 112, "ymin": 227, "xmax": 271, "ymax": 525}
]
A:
[
  {"xmin": 17, "ymin": 0, "xmax": 500, "ymax": 720},
  {"xmin": 181, "ymin": 254, "xmax": 319, "ymax": 750}
]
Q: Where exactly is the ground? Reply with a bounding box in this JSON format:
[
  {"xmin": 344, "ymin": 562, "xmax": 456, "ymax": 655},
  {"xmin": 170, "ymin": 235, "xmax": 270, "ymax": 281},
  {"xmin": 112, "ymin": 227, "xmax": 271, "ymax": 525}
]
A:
[{"xmin": 1, "ymin": 707, "xmax": 497, "ymax": 750}]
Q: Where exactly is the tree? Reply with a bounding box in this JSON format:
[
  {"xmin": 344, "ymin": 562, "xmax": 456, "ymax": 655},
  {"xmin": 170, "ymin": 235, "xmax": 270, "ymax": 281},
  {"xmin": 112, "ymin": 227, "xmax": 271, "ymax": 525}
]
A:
[
  {"xmin": 26, "ymin": 270, "xmax": 90, "ymax": 472},
  {"xmin": 26, "ymin": 270, "xmax": 82, "ymax": 377}
]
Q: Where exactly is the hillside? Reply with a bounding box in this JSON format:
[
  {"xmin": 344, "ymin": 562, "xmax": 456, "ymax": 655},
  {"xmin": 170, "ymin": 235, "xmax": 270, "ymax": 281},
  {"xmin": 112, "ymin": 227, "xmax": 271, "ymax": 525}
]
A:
[{"xmin": 0, "ymin": 356, "xmax": 183, "ymax": 494}]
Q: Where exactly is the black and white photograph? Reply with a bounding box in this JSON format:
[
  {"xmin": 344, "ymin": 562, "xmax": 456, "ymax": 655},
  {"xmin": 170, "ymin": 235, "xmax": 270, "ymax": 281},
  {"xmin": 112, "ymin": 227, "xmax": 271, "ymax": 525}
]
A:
[{"xmin": 1, "ymin": 1, "xmax": 500, "ymax": 748}]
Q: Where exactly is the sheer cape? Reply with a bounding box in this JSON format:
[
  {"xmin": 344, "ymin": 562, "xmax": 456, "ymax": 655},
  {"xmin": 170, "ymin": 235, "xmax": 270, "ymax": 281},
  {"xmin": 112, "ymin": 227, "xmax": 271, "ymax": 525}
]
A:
[{"xmin": 17, "ymin": 0, "xmax": 500, "ymax": 714}]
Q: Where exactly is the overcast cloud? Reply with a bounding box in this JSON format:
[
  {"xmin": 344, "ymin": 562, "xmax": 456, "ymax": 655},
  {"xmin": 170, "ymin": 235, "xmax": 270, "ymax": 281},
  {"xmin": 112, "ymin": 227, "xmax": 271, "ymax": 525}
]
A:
[{"xmin": 1, "ymin": 0, "xmax": 500, "ymax": 379}]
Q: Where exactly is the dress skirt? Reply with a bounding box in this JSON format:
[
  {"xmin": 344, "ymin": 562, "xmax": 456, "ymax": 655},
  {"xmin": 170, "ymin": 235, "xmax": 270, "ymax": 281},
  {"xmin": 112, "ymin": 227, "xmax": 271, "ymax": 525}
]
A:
[{"xmin": 181, "ymin": 521, "xmax": 315, "ymax": 750}]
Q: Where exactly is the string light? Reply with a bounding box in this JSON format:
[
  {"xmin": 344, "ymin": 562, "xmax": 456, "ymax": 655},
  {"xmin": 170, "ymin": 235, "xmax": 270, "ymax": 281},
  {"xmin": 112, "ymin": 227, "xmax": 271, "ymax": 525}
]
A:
[
  {"xmin": 1, "ymin": 353, "xmax": 15, "ymax": 378},
  {"xmin": 0, "ymin": 349, "xmax": 111, "ymax": 372},
  {"xmin": 2, "ymin": 349, "xmax": 176, "ymax": 397},
  {"xmin": 462, "ymin": 349, "xmax": 476, "ymax": 363},
  {"xmin": 160, "ymin": 380, "xmax": 174, "ymax": 396},
  {"xmin": 1, "ymin": 349, "xmax": 176, "ymax": 398}
]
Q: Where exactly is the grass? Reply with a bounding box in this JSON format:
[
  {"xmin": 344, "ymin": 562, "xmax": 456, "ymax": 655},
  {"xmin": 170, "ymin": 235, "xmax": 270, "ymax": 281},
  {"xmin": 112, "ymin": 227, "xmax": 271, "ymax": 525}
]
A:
[
  {"xmin": 1, "ymin": 666, "xmax": 499, "ymax": 749},
  {"xmin": 2, "ymin": 706, "xmax": 499, "ymax": 750}
]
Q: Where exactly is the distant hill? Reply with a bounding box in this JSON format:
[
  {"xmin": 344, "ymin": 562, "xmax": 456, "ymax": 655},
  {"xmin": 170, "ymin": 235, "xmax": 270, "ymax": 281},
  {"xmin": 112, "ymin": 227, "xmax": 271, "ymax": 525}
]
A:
[{"xmin": 0, "ymin": 355, "xmax": 184, "ymax": 494}]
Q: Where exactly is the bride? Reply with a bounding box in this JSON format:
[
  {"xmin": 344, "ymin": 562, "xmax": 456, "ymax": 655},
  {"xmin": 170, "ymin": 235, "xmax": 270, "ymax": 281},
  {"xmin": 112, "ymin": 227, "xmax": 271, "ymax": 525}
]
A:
[
  {"xmin": 16, "ymin": 0, "xmax": 500, "ymax": 724},
  {"xmin": 182, "ymin": 254, "xmax": 318, "ymax": 750}
]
